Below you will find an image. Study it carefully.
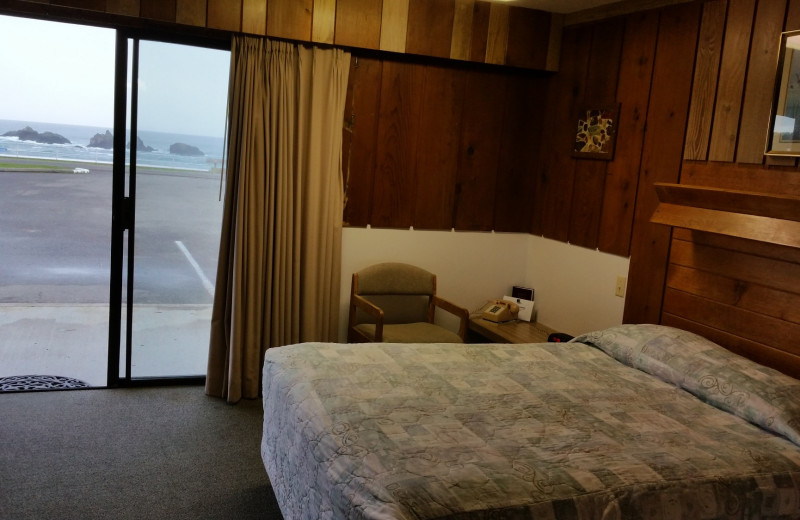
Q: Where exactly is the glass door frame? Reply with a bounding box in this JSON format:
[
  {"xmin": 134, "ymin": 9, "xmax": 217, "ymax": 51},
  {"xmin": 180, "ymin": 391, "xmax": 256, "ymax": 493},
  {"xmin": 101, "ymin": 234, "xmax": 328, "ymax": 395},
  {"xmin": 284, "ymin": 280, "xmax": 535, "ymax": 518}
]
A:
[{"xmin": 108, "ymin": 29, "xmax": 229, "ymax": 388}]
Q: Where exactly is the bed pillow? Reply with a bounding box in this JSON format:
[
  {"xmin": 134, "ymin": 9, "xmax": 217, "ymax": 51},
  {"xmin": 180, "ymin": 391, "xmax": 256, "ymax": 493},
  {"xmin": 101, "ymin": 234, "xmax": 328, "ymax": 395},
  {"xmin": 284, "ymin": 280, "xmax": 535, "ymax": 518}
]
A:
[{"xmin": 572, "ymin": 324, "xmax": 800, "ymax": 447}]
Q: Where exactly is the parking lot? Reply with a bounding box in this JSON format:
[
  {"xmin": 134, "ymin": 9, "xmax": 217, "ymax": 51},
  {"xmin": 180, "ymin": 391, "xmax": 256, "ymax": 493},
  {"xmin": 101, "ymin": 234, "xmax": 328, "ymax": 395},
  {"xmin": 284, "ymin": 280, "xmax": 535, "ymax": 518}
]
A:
[
  {"xmin": 0, "ymin": 160, "xmax": 223, "ymax": 304},
  {"xmin": 0, "ymin": 159, "xmax": 224, "ymax": 383}
]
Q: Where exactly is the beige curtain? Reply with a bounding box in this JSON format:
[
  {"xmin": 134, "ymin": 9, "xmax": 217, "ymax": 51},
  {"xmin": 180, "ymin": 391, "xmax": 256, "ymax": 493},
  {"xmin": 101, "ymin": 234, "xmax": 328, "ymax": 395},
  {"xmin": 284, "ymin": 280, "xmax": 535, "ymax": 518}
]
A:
[{"xmin": 206, "ymin": 36, "xmax": 350, "ymax": 403}]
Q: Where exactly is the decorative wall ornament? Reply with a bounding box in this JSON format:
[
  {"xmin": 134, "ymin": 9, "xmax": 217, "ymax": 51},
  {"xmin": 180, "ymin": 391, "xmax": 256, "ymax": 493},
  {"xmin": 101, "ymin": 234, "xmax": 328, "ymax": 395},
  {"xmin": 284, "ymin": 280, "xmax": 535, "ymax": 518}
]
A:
[{"xmin": 572, "ymin": 103, "xmax": 620, "ymax": 160}]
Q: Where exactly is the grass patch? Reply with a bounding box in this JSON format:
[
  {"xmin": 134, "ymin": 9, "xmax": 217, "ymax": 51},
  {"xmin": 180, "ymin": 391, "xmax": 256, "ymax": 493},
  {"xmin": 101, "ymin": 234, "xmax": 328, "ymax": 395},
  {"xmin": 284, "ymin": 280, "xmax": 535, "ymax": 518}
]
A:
[
  {"xmin": 0, "ymin": 162, "xmax": 74, "ymax": 173},
  {"xmin": 0, "ymin": 162, "xmax": 60, "ymax": 169},
  {"xmin": 0, "ymin": 158, "xmax": 214, "ymax": 175}
]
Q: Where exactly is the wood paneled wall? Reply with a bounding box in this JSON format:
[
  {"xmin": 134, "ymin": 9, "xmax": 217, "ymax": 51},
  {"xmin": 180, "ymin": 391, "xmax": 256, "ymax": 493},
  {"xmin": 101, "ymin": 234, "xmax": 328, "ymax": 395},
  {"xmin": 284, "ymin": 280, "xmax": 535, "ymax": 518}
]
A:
[
  {"xmin": 622, "ymin": 0, "xmax": 800, "ymax": 378},
  {"xmin": 336, "ymin": 0, "xmax": 800, "ymax": 378},
  {"xmin": 343, "ymin": 2, "xmax": 704, "ymax": 260},
  {"xmin": 342, "ymin": 55, "xmax": 548, "ymax": 232},
  {"xmin": 2, "ymin": 0, "xmax": 560, "ymax": 71},
  {"xmin": 661, "ymin": 229, "xmax": 800, "ymax": 379}
]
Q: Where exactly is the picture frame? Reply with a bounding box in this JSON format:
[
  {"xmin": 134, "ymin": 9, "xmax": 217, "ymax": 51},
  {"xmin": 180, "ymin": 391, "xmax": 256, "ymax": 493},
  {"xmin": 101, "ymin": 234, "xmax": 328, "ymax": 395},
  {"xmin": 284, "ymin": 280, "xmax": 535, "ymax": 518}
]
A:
[
  {"xmin": 766, "ymin": 30, "xmax": 800, "ymax": 156},
  {"xmin": 571, "ymin": 103, "xmax": 619, "ymax": 160}
]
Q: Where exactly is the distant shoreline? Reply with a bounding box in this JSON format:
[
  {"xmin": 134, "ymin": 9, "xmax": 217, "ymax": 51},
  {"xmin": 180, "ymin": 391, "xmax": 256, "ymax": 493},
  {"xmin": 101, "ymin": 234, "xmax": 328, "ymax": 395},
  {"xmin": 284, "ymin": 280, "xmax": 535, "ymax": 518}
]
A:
[{"xmin": 0, "ymin": 155, "xmax": 213, "ymax": 174}]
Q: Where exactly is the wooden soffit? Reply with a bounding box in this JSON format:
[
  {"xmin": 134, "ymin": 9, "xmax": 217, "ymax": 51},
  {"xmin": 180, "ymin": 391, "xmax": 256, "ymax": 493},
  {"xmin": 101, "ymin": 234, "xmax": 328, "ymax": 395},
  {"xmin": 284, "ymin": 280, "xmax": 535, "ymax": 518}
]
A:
[{"xmin": 0, "ymin": 0, "xmax": 562, "ymax": 71}]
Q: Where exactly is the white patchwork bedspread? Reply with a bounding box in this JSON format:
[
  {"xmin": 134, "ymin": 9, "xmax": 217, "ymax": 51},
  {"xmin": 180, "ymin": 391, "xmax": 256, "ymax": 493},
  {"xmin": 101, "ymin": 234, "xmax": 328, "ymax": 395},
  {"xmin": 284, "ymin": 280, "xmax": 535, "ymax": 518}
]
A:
[{"xmin": 262, "ymin": 339, "xmax": 800, "ymax": 519}]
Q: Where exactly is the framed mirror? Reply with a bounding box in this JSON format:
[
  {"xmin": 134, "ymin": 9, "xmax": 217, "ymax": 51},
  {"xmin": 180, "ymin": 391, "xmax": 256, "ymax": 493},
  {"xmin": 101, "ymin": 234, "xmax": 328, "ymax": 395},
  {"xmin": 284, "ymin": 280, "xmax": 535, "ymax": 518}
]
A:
[{"xmin": 767, "ymin": 30, "xmax": 800, "ymax": 156}]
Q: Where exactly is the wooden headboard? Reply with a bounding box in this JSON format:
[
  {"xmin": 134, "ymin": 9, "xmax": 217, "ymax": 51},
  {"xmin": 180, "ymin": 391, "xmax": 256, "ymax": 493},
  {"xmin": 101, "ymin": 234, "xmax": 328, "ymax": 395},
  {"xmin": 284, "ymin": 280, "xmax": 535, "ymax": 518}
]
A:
[{"xmin": 651, "ymin": 183, "xmax": 800, "ymax": 380}]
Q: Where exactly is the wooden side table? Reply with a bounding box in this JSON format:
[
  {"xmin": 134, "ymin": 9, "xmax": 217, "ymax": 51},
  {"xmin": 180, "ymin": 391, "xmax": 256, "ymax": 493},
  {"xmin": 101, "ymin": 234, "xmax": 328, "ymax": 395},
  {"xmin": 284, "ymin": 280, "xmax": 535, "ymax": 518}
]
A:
[{"xmin": 467, "ymin": 315, "xmax": 556, "ymax": 344}]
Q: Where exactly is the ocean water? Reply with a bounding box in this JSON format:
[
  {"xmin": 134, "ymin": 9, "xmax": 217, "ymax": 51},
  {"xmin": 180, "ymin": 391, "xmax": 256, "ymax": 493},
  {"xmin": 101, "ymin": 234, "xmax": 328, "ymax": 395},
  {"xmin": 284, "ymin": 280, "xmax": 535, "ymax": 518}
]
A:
[{"xmin": 0, "ymin": 119, "xmax": 225, "ymax": 172}]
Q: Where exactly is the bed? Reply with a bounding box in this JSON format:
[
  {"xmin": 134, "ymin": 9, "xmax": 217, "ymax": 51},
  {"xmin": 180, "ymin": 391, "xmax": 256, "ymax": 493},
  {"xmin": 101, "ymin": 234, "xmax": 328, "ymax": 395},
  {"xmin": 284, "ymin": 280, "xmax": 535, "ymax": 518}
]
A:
[{"xmin": 261, "ymin": 324, "xmax": 800, "ymax": 519}]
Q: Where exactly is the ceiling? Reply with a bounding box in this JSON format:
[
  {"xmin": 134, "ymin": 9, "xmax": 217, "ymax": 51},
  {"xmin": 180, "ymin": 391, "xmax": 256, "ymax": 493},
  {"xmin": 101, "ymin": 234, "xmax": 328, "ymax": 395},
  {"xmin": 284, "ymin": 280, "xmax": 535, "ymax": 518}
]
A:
[{"xmin": 492, "ymin": 0, "xmax": 626, "ymax": 14}]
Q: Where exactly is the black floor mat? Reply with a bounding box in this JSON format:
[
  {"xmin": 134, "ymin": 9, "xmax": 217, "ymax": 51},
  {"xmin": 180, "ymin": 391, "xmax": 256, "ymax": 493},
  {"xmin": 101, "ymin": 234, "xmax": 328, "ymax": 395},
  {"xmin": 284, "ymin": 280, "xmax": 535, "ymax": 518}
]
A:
[{"xmin": 0, "ymin": 374, "xmax": 90, "ymax": 392}]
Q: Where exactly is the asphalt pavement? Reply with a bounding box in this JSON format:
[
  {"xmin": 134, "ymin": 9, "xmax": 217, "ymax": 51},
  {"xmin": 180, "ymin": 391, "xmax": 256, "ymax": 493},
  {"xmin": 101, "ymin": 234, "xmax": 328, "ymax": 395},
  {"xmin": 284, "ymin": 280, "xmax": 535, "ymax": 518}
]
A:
[{"xmin": 0, "ymin": 158, "xmax": 224, "ymax": 305}]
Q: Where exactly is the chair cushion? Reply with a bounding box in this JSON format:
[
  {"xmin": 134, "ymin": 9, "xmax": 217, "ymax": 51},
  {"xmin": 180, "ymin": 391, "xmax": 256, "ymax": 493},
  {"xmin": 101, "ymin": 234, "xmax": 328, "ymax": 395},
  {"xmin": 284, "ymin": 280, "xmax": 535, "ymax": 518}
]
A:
[
  {"xmin": 356, "ymin": 263, "xmax": 435, "ymax": 295},
  {"xmin": 354, "ymin": 322, "xmax": 462, "ymax": 343}
]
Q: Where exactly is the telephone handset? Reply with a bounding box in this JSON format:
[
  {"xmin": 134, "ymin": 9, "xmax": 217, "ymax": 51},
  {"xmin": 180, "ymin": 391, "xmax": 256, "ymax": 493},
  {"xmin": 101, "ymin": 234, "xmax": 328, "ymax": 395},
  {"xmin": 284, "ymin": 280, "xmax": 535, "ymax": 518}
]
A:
[{"xmin": 481, "ymin": 299, "xmax": 519, "ymax": 323}]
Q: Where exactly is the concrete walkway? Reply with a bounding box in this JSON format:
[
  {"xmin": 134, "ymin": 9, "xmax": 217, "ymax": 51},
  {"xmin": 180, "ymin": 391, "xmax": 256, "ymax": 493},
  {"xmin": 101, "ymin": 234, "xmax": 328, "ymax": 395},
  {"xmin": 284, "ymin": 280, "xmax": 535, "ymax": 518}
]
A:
[{"xmin": 0, "ymin": 304, "xmax": 211, "ymax": 386}]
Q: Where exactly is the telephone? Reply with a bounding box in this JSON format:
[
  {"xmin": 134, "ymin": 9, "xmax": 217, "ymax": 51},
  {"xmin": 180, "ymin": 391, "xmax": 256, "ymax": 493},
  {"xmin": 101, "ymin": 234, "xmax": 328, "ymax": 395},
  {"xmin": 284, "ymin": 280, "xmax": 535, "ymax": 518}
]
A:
[{"xmin": 481, "ymin": 299, "xmax": 519, "ymax": 323}]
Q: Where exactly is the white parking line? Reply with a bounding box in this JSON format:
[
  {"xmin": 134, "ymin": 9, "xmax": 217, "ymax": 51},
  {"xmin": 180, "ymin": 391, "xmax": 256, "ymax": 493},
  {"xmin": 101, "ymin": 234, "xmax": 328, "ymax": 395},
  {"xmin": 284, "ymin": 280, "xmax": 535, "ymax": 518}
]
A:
[{"xmin": 175, "ymin": 240, "xmax": 215, "ymax": 297}]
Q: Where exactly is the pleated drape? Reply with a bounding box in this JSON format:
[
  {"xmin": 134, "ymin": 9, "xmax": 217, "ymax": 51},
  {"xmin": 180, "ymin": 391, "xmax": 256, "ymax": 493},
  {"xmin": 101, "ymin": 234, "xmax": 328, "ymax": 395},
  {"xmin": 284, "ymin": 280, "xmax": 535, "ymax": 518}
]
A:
[{"xmin": 206, "ymin": 36, "xmax": 350, "ymax": 403}]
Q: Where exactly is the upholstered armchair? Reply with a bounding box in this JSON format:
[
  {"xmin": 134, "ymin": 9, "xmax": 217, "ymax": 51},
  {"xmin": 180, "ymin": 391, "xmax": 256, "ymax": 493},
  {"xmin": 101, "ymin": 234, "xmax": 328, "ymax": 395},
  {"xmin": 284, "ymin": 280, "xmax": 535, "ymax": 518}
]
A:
[{"xmin": 347, "ymin": 262, "xmax": 469, "ymax": 343}]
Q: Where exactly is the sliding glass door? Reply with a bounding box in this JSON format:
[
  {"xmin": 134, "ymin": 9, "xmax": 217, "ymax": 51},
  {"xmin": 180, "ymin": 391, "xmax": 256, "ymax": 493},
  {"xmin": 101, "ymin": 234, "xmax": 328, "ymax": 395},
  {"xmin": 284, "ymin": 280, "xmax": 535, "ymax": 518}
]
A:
[
  {"xmin": 0, "ymin": 16, "xmax": 115, "ymax": 390},
  {"xmin": 112, "ymin": 35, "xmax": 229, "ymax": 384},
  {"xmin": 0, "ymin": 16, "xmax": 229, "ymax": 390}
]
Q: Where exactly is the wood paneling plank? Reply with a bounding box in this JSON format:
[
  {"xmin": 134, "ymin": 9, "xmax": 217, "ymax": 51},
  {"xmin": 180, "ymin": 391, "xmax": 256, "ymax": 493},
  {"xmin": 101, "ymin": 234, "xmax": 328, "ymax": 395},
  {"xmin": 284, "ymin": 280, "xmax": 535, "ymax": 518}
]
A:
[
  {"xmin": 568, "ymin": 164, "xmax": 609, "ymax": 248},
  {"xmin": 683, "ymin": 0, "xmax": 726, "ymax": 161},
  {"xmin": 312, "ymin": 0, "xmax": 335, "ymax": 44},
  {"xmin": 505, "ymin": 7, "xmax": 550, "ymax": 70},
  {"xmin": 406, "ymin": 0, "xmax": 455, "ymax": 59},
  {"xmin": 451, "ymin": 0, "xmax": 474, "ymax": 61},
  {"xmin": 654, "ymin": 182, "xmax": 800, "ymax": 221},
  {"xmin": 569, "ymin": 18, "xmax": 623, "ymax": 249},
  {"xmin": 208, "ymin": 0, "xmax": 241, "ymax": 31},
  {"xmin": 371, "ymin": 60, "xmax": 424, "ymax": 228},
  {"xmin": 342, "ymin": 57, "xmax": 356, "ymax": 226},
  {"xmin": 344, "ymin": 57, "xmax": 383, "ymax": 227},
  {"xmin": 623, "ymin": 2, "xmax": 701, "ymax": 324},
  {"xmin": 176, "ymin": 0, "xmax": 205, "ymax": 26},
  {"xmin": 335, "ymin": 0, "xmax": 382, "ymax": 50},
  {"xmin": 494, "ymin": 73, "xmax": 546, "ymax": 232},
  {"xmin": 786, "ymin": 0, "xmax": 800, "ymax": 30},
  {"xmin": 485, "ymin": 3, "xmax": 509, "ymax": 65},
  {"xmin": 140, "ymin": 0, "xmax": 175, "ymax": 21},
  {"xmin": 652, "ymin": 202, "xmax": 800, "ymax": 249},
  {"xmin": 667, "ymin": 263, "xmax": 800, "ymax": 325},
  {"xmin": 107, "ymin": 0, "xmax": 139, "ymax": 16},
  {"xmin": 672, "ymin": 227, "xmax": 800, "ymax": 264},
  {"xmin": 681, "ymin": 160, "xmax": 800, "ymax": 197},
  {"xmin": 242, "ymin": 0, "xmax": 266, "ymax": 35},
  {"xmin": 736, "ymin": 0, "xmax": 787, "ymax": 164},
  {"xmin": 267, "ymin": 0, "xmax": 312, "ymax": 41},
  {"xmin": 380, "ymin": 0, "xmax": 410, "ymax": 53},
  {"xmin": 662, "ymin": 314, "xmax": 800, "ymax": 380},
  {"xmin": 52, "ymin": 0, "xmax": 107, "ymax": 11},
  {"xmin": 469, "ymin": 1, "xmax": 491, "ymax": 62},
  {"xmin": 670, "ymin": 238, "xmax": 800, "ymax": 295},
  {"xmin": 534, "ymin": 26, "xmax": 590, "ymax": 241},
  {"xmin": 413, "ymin": 65, "xmax": 465, "ymax": 229},
  {"xmin": 454, "ymin": 69, "xmax": 506, "ymax": 231},
  {"xmin": 598, "ymin": 10, "xmax": 658, "ymax": 257},
  {"xmin": 546, "ymin": 14, "xmax": 563, "ymax": 71},
  {"xmin": 565, "ymin": 0, "xmax": 697, "ymax": 27},
  {"xmin": 707, "ymin": 0, "xmax": 756, "ymax": 162},
  {"xmin": 663, "ymin": 288, "xmax": 800, "ymax": 357}
]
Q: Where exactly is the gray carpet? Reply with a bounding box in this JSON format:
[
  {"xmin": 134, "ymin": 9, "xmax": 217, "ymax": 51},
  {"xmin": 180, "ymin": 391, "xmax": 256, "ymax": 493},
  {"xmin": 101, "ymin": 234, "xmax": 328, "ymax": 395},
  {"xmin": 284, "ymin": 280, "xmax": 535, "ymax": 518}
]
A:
[{"xmin": 0, "ymin": 385, "xmax": 284, "ymax": 519}]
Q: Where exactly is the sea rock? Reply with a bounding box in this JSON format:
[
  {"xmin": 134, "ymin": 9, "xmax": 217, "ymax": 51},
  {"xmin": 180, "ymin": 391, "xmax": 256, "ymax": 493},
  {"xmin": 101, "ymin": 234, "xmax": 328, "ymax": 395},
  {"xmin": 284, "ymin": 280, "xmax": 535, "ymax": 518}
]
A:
[
  {"xmin": 170, "ymin": 142, "xmax": 204, "ymax": 156},
  {"xmin": 127, "ymin": 136, "xmax": 155, "ymax": 152},
  {"xmin": 39, "ymin": 131, "xmax": 71, "ymax": 145},
  {"xmin": 2, "ymin": 126, "xmax": 71, "ymax": 145},
  {"xmin": 89, "ymin": 130, "xmax": 114, "ymax": 149}
]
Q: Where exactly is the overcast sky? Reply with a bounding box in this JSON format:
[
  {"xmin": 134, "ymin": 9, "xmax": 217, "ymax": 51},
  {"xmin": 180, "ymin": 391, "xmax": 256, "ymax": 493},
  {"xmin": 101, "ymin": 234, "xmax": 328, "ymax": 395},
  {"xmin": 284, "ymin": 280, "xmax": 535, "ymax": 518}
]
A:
[{"xmin": 0, "ymin": 15, "xmax": 230, "ymax": 137}]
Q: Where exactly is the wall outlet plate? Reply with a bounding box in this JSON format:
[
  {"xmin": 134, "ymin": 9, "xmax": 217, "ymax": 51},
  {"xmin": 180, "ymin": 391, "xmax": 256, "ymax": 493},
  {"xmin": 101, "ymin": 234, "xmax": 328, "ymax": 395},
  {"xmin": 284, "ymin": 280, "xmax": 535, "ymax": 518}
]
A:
[{"xmin": 615, "ymin": 276, "xmax": 627, "ymax": 298}]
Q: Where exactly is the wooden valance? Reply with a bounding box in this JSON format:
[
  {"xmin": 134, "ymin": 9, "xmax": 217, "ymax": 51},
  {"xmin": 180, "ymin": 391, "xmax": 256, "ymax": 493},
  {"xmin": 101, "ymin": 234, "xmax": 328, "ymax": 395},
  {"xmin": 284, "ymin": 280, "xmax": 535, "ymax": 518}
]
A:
[{"xmin": 650, "ymin": 183, "xmax": 800, "ymax": 248}]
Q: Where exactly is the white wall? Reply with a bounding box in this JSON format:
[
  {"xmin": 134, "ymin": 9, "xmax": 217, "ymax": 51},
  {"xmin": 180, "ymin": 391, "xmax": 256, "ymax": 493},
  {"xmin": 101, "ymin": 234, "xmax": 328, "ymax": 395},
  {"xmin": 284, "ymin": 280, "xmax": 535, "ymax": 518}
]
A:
[
  {"xmin": 339, "ymin": 227, "xmax": 630, "ymax": 341},
  {"xmin": 525, "ymin": 235, "xmax": 630, "ymax": 336},
  {"xmin": 340, "ymin": 227, "xmax": 530, "ymax": 340}
]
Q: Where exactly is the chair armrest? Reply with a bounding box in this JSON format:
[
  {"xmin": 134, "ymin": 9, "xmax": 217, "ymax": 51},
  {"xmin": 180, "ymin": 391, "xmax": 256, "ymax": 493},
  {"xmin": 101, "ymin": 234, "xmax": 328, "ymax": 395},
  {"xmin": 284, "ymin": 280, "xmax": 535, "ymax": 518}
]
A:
[
  {"xmin": 350, "ymin": 294, "xmax": 384, "ymax": 341},
  {"xmin": 431, "ymin": 295, "xmax": 469, "ymax": 341}
]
